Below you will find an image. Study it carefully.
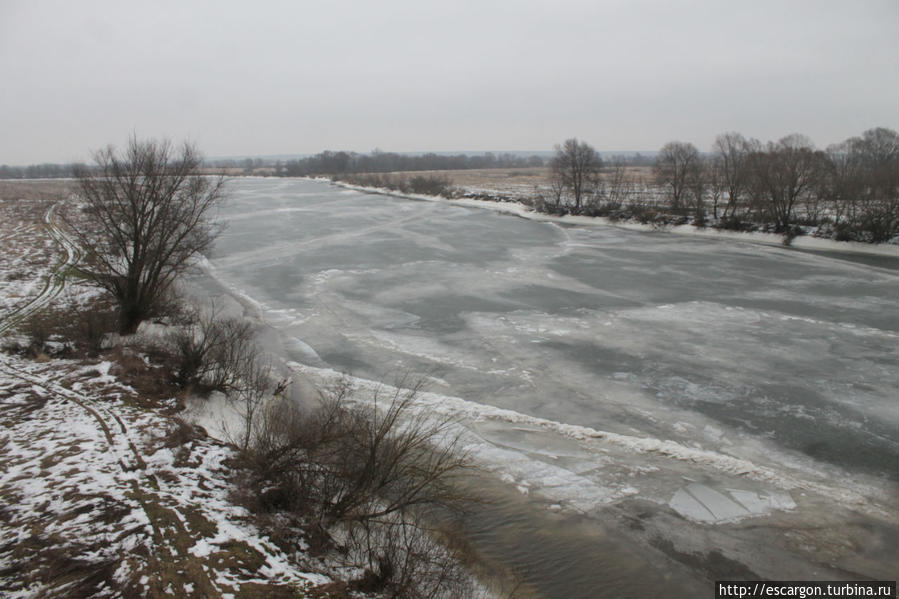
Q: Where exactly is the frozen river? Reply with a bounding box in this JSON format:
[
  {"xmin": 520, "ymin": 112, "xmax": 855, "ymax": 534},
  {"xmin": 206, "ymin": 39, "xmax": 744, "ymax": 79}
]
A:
[{"xmin": 198, "ymin": 178, "xmax": 899, "ymax": 595}]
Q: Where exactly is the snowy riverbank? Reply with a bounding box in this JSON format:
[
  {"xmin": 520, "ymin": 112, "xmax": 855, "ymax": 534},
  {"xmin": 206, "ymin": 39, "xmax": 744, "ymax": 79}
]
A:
[{"xmin": 331, "ymin": 179, "xmax": 899, "ymax": 259}]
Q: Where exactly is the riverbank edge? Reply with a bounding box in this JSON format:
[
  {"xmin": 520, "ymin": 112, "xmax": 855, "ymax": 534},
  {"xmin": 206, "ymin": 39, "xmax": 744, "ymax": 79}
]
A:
[{"xmin": 322, "ymin": 178, "xmax": 899, "ymax": 259}]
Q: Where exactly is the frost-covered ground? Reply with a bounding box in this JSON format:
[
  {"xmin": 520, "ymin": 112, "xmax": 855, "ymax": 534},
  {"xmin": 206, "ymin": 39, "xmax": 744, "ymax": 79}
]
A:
[
  {"xmin": 0, "ymin": 355, "xmax": 337, "ymax": 598},
  {"xmin": 0, "ymin": 187, "xmax": 393, "ymax": 599},
  {"xmin": 0, "ymin": 188, "xmax": 103, "ymax": 337},
  {"xmin": 194, "ymin": 177, "xmax": 899, "ymax": 595},
  {"xmin": 0, "ymin": 195, "xmax": 66, "ymax": 328}
]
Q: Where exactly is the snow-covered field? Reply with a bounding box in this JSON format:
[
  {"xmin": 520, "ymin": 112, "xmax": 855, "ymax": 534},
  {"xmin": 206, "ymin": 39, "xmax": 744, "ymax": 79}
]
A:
[
  {"xmin": 192, "ymin": 177, "xmax": 899, "ymax": 595},
  {"xmin": 0, "ymin": 196, "xmax": 65, "ymax": 329},
  {"xmin": 0, "ymin": 191, "xmax": 104, "ymax": 338}
]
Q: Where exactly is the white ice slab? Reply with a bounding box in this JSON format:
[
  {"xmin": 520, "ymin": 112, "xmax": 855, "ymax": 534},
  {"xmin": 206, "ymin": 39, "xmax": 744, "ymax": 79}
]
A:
[
  {"xmin": 669, "ymin": 488, "xmax": 717, "ymax": 523},
  {"xmin": 729, "ymin": 489, "xmax": 797, "ymax": 514},
  {"xmin": 685, "ymin": 483, "xmax": 751, "ymax": 521},
  {"xmin": 669, "ymin": 483, "xmax": 798, "ymax": 523},
  {"xmin": 668, "ymin": 483, "xmax": 752, "ymax": 522}
]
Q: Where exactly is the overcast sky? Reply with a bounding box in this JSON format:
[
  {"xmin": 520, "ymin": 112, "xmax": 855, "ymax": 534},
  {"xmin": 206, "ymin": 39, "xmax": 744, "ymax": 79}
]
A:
[{"xmin": 1, "ymin": 0, "xmax": 896, "ymax": 165}]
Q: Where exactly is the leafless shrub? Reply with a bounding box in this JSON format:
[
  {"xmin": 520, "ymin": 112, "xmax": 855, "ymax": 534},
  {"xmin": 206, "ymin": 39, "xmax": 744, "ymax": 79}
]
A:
[
  {"xmin": 248, "ymin": 379, "xmax": 472, "ymax": 525},
  {"xmin": 165, "ymin": 308, "xmax": 280, "ymax": 449},
  {"xmin": 408, "ymin": 174, "xmax": 453, "ymax": 196},
  {"xmin": 73, "ymin": 307, "xmax": 112, "ymax": 357},
  {"xmin": 229, "ymin": 349, "xmax": 278, "ymax": 451},
  {"xmin": 167, "ymin": 309, "xmax": 258, "ymax": 393},
  {"xmin": 63, "ymin": 299, "xmax": 120, "ymax": 358},
  {"xmin": 164, "ymin": 417, "xmax": 204, "ymax": 449},
  {"xmin": 240, "ymin": 378, "xmax": 479, "ymax": 597},
  {"xmin": 14, "ymin": 302, "xmax": 117, "ymax": 360},
  {"xmin": 339, "ymin": 173, "xmax": 455, "ymax": 197},
  {"xmin": 105, "ymin": 345, "xmax": 180, "ymax": 405},
  {"xmin": 21, "ymin": 313, "xmax": 54, "ymax": 358},
  {"xmin": 345, "ymin": 514, "xmax": 477, "ymax": 599}
]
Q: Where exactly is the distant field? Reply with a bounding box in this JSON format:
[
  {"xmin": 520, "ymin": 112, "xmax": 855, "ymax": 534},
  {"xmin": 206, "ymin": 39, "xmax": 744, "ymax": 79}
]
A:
[
  {"xmin": 364, "ymin": 166, "xmax": 651, "ymax": 200},
  {"xmin": 0, "ymin": 179, "xmax": 73, "ymax": 202},
  {"xmin": 399, "ymin": 167, "xmax": 549, "ymax": 198}
]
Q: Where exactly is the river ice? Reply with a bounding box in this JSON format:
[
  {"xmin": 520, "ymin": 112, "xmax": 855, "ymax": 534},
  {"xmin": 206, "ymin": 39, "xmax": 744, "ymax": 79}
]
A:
[{"xmin": 192, "ymin": 178, "xmax": 898, "ymax": 583}]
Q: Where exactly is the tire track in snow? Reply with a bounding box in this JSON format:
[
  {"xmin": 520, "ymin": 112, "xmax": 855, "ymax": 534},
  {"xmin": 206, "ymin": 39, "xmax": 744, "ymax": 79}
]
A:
[
  {"xmin": 0, "ymin": 355, "xmax": 220, "ymax": 594},
  {"xmin": 0, "ymin": 202, "xmax": 83, "ymax": 335},
  {"xmin": 0, "ymin": 358, "xmax": 143, "ymax": 472}
]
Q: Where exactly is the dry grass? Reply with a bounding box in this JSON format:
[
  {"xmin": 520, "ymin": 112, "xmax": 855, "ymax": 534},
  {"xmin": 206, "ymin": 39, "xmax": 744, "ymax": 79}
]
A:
[
  {"xmin": 0, "ymin": 180, "xmax": 74, "ymax": 203},
  {"xmin": 375, "ymin": 167, "xmax": 549, "ymax": 198},
  {"xmin": 363, "ymin": 166, "xmax": 650, "ymax": 200}
]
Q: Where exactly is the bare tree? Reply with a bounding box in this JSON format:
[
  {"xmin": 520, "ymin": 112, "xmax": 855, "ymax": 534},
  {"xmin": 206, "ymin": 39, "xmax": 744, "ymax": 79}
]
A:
[
  {"xmin": 550, "ymin": 138, "xmax": 602, "ymax": 213},
  {"xmin": 849, "ymin": 127, "xmax": 899, "ymax": 241},
  {"xmin": 707, "ymin": 157, "xmax": 725, "ymax": 220},
  {"xmin": 68, "ymin": 137, "xmax": 226, "ymax": 333},
  {"xmin": 231, "ymin": 349, "xmax": 277, "ymax": 451},
  {"xmin": 545, "ymin": 177, "xmax": 566, "ymax": 213},
  {"xmin": 818, "ymin": 128, "xmax": 899, "ymax": 241},
  {"xmin": 686, "ymin": 156, "xmax": 709, "ymax": 222},
  {"xmin": 713, "ymin": 132, "xmax": 760, "ymax": 219},
  {"xmin": 821, "ymin": 139, "xmax": 863, "ymax": 227},
  {"xmin": 654, "ymin": 141, "xmax": 701, "ymax": 214},
  {"xmin": 747, "ymin": 134, "xmax": 824, "ymax": 233},
  {"xmin": 599, "ymin": 161, "xmax": 635, "ymax": 205},
  {"xmin": 852, "ymin": 126, "xmax": 899, "ymax": 171}
]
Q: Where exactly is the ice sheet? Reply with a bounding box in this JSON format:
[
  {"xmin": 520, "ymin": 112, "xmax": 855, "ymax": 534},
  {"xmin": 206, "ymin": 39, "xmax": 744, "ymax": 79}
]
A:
[{"xmin": 198, "ymin": 178, "xmax": 899, "ymax": 522}]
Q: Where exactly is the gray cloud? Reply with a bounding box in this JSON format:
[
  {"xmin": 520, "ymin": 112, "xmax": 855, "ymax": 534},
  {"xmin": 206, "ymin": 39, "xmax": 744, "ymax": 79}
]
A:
[{"xmin": 1, "ymin": 0, "xmax": 896, "ymax": 164}]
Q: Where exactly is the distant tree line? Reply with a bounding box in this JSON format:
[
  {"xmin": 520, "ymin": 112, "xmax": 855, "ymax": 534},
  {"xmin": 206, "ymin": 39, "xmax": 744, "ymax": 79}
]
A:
[
  {"xmin": 3, "ymin": 151, "xmax": 661, "ymax": 180},
  {"xmin": 654, "ymin": 127, "xmax": 899, "ymax": 242},
  {"xmin": 7, "ymin": 128, "xmax": 896, "ymax": 242},
  {"xmin": 0, "ymin": 162, "xmax": 86, "ymax": 179},
  {"xmin": 0, "ymin": 152, "xmax": 543, "ymax": 179},
  {"xmin": 543, "ymin": 128, "xmax": 899, "ymax": 243},
  {"xmin": 280, "ymin": 150, "xmax": 546, "ymax": 177}
]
